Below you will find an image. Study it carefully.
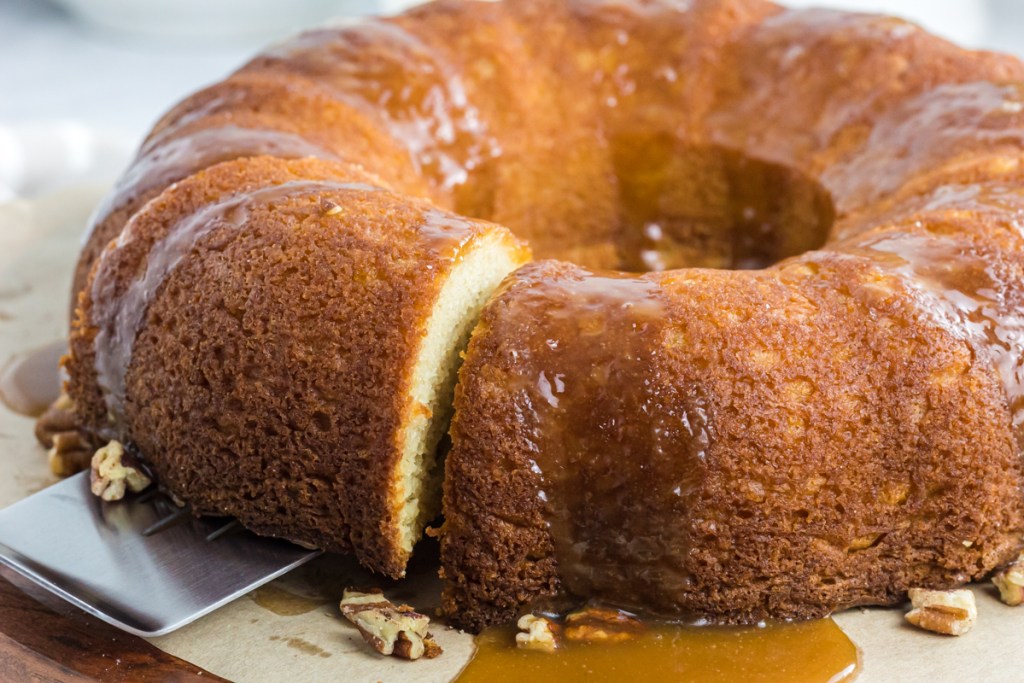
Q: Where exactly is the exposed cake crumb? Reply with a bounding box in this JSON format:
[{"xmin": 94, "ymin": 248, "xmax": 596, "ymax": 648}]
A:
[{"xmin": 38, "ymin": 392, "xmax": 95, "ymax": 476}]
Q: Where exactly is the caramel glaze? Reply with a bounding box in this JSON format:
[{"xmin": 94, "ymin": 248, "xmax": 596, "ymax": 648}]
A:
[
  {"xmin": 71, "ymin": 124, "xmax": 338, "ymax": 311},
  {"xmin": 82, "ymin": 126, "xmax": 337, "ymax": 249},
  {"xmin": 445, "ymin": 218, "xmax": 1024, "ymax": 628},
  {"xmin": 243, "ymin": 20, "xmax": 501, "ymax": 204},
  {"xmin": 87, "ymin": 174, "xmax": 490, "ymax": 434},
  {"xmin": 458, "ymin": 617, "xmax": 858, "ymax": 683},
  {"xmin": 708, "ymin": 10, "xmax": 1024, "ymax": 215},
  {"xmin": 71, "ymin": 0, "xmax": 1024, "ymax": 303},
  {"xmin": 445, "ymin": 215, "xmax": 1024, "ymax": 626},
  {"xmin": 473, "ymin": 265, "xmax": 706, "ymax": 606},
  {"xmin": 70, "ymin": 71, "xmax": 432, "ymax": 307},
  {"xmin": 843, "ymin": 226, "xmax": 1024, "ymax": 443}
]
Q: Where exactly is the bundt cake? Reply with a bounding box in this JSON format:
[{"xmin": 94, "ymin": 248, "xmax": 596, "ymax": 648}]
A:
[{"xmin": 64, "ymin": 0, "xmax": 1024, "ymax": 630}]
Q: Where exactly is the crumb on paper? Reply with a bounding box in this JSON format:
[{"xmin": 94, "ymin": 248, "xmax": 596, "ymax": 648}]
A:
[
  {"xmin": 992, "ymin": 553, "xmax": 1024, "ymax": 606},
  {"xmin": 905, "ymin": 588, "xmax": 977, "ymax": 636},
  {"xmin": 321, "ymin": 199, "xmax": 343, "ymax": 216},
  {"xmin": 89, "ymin": 440, "xmax": 152, "ymax": 502},
  {"xmin": 340, "ymin": 588, "xmax": 442, "ymax": 660}
]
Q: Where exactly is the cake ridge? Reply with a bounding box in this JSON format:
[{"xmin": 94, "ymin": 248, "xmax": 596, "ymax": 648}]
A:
[{"xmin": 90, "ymin": 179, "xmax": 386, "ymax": 431}]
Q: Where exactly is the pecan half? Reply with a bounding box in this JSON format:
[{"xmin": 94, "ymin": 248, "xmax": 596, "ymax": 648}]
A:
[
  {"xmin": 48, "ymin": 430, "xmax": 93, "ymax": 477},
  {"xmin": 34, "ymin": 392, "xmax": 78, "ymax": 449}
]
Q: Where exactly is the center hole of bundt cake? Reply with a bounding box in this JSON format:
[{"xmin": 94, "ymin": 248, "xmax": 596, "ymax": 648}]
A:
[{"xmin": 612, "ymin": 137, "xmax": 835, "ymax": 272}]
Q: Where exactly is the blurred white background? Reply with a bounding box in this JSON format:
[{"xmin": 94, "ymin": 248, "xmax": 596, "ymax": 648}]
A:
[{"xmin": 2, "ymin": 0, "xmax": 1024, "ymax": 200}]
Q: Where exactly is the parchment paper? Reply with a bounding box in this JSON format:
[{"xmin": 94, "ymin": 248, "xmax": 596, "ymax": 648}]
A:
[{"xmin": 0, "ymin": 185, "xmax": 1019, "ymax": 682}]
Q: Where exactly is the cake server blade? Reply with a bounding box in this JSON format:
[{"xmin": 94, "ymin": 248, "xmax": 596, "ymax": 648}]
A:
[{"xmin": 0, "ymin": 471, "xmax": 321, "ymax": 637}]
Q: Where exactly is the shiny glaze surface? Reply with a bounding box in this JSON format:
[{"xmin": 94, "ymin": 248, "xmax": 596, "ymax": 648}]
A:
[
  {"xmin": 88, "ymin": 171, "xmax": 487, "ymax": 436},
  {"xmin": 457, "ymin": 616, "xmax": 858, "ymax": 683},
  {"xmin": 251, "ymin": 20, "xmax": 500, "ymax": 200},
  {"xmin": 76, "ymin": 1, "xmax": 1024, "ymax": 277},
  {"xmin": 822, "ymin": 82, "xmax": 1024, "ymax": 212},
  {"xmin": 846, "ymin": 227, "xmax": 1024, "ymax": 442},
  {"xmin": 82, "ymin": 126, "xmax": 337, "ymax": 247},
  {"xmin": 710, "ymin": 7, "xmax": 1024, "ymax": 215},
  {"xmin": 438, "ymin": 2, "xmax": 1024, "ymax": 622},
  {"xmin": 495, "ymin": 220, "xmax": 1024, "ymax": 616},
  {"xmin": 484, "ymin": 264, "xmax": 719, "ymax": 608}
]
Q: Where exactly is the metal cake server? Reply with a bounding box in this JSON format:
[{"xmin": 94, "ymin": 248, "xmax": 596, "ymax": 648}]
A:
[{"xmin": 0, "ymin": 471, "xmax": 321, "ymax": 637}]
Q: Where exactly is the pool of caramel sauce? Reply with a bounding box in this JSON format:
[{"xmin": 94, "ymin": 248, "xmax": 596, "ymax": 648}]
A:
[
  {"xmin": 457, "ymin": 617, "xmax": 859, "ymax": 683},
  {"xmin": 0, "ymin": 340, "xmax": 65, "ymax": 417}
]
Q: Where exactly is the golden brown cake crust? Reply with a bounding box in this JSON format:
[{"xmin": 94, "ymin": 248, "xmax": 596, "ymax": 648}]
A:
[{"xmin": 70, "ymin": 71, "xmax": 432, "ymax": 310}]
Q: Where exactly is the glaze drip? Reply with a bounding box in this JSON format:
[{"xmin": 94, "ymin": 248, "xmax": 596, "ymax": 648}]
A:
[
  {"xmin": 418, "ymin": 209, "xmax": 485, "ymax": 256},
  {"xmin": 82, "ymin": 126, "xmax": 338, "ymax": 247},
  {"xmin": 493, "ymin": 263, "xmax": 712, "ymax": 609}
]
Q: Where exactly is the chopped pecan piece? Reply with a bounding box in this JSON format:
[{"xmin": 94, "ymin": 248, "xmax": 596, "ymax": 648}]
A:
[
  {"xmin": 48, "ymin": 430, "xmax": 93, "ymax": 477},
  {"xmin": 36, "ymin": 392, "xmax": 98, "ymax": 477},
  {"xmin": 89, "ymin": 441, "xmax": 152, "ymax": 502},
  {"xmin": 564, "ymin": 606, "xmax": 645, "ymax": 643},
  {"xmin": 34, "ymin": 392, "xmax": 78, "ymax": 448},
  {"xmin": 340, "ymin": 589, "xmax": 442, "ymax": 660},
  {"xmin": 992, "ymin": 553, "xmax": 1024, "ymax": 607},
  {"xmin": 905, "ymin": 588, "xmax": 977, "ymax": 636},
  {"xmin": 515, "ymin": 614, "xmax": 560, "ymax": 653}
]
